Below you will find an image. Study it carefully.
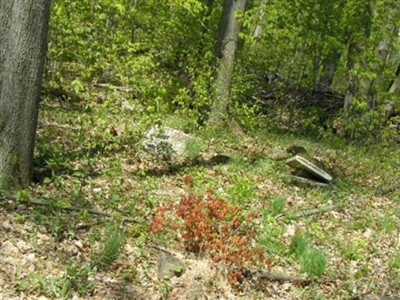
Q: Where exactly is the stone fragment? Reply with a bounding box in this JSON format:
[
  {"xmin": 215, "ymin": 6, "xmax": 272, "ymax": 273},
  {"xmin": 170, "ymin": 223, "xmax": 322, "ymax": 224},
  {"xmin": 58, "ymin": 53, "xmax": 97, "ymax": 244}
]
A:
[
  {"xmin": 156, "ymin": 252, "xmax": 185, "ymax": 279},
  {"xmin": 286, "ymin": 155, "xmax": 332, "ymax": 183}
]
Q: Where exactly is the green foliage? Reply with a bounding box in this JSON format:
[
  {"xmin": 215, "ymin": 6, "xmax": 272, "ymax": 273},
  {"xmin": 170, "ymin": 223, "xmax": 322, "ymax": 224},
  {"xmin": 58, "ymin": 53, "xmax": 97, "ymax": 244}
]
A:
[
  {"xmin": 64, "ymin": 262, "xmax": 95, "ymax": 296},
  {"xmin": 290, "ymin": 232, "xmax": 327, "ymax": 279},
  {"xmin": 269, "ymin": 196, "xmax": 286, "ymax": 215},
  {"xmin": 15, "ymin": 262, "xmax": 94, "ymax": 298},
  {"xmin": 226, "ymin": 175, "xmax": 257, "ymax": 205},
  {"xmin": 299, "ymin": 246, "xmax": 327, "ymax": 279},
  {"xmin": 390, "ymin": 251, "xmax": 400, "ymax": 271},
  {"xmin": 343, "ymin": 239, "xmax": 367, "ymax": 261},
  {"xmin": 289, "ymin": 232, "xmax": 311, "ymax": 257},
  {"xmin": 95, "ymin": 225, "xmax": 125, "ymax": 268},
  {"xmin": 183, "ymin": 139, "xmax": 204, "ymax": 159}
]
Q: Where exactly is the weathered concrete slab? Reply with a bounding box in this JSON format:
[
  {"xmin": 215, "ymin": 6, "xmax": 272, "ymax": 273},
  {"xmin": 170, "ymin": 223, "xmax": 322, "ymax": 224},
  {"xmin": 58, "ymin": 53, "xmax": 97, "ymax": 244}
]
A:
[{"xmin": 286, "ymin": 155, "xmax": 332, "ymax": 183}]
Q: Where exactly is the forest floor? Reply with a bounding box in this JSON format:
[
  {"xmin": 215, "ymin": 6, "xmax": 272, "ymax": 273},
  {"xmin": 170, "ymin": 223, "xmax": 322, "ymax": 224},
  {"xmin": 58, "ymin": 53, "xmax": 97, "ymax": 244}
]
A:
[{"xmin": 1, "ymin": 92, "xmax": 400, "ymax": 300}]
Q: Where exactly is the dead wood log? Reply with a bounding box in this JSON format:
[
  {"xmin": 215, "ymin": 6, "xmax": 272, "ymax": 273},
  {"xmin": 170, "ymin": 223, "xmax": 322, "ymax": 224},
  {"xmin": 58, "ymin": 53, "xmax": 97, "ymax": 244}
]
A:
[
  {"xmin": 375, "ymin": 183, "xmax": 400, "ymax": 196},
  {"xmin": 233, "ymin": 267, "xmax": 312, "ymax": 285},
  {"xmin": 290, "ymin": 197, "xmax": 366, "ymax": 219}
]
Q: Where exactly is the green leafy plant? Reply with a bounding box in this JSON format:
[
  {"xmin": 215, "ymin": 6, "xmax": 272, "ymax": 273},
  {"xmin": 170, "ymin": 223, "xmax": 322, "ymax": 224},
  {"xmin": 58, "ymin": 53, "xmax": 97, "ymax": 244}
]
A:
[
  {"xmin": 64, "ymin": 262, "xmax": 95, "ymax": 297},
  {"xmin": 343, "ymin": 239, "xmax": 366, "ymax": 261}
]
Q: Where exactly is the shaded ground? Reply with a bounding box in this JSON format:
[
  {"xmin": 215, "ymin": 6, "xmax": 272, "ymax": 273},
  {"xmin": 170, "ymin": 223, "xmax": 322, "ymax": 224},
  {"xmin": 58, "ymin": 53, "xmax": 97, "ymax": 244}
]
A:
[{"xmin": 1, "ymin": 95, "xmax": 400, "ymax": 299}]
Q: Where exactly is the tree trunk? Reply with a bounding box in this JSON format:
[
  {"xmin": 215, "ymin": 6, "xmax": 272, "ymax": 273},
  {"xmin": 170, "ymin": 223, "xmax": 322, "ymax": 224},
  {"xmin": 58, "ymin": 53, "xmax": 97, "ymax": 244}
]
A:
[
  {"xmin": 209, "ymin": 0, "xmax": 247, "ymax": 124},
  {"xmin": 315, "ymin": 50, "xmax": 340, "ymax": 91},
  {"xmin": 388, "ymin": 63, "xmax": 400, "ymax": 94},
  {"xmin": 253, "ymin": 0, "xmax": 267, "ymax": 40},
  {"xmin": 343, "ymin": 3, "xmax": 373, "ymax": 109},
  {"xmin": 0, "ymin": 0, "xmax": 51, "ymax": 190},
  {"xmin": 130, "ymin": 0, "xmax": 138, "ymax": 43}
]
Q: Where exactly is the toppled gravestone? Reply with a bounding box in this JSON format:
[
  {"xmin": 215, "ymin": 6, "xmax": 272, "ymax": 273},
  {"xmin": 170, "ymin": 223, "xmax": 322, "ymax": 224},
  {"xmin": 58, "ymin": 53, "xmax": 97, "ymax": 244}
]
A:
[
  {"xmin": 285, "ymin": 146, "xmax": 333, "ymax": 184},
  {"xmin": 143, "ymin": 126, "xmax": 195, "ymax": 158}
]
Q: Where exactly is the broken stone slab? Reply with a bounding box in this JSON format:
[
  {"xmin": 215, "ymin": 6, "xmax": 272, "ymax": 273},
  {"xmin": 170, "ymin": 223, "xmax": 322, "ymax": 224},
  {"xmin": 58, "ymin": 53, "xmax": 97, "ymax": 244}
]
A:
[
  {"xmin": 286, "ymin": 155, "xmax": 332, "ymax": 183},
  {"xmin": 143, "ymin": 126, "xmax": 197, "ymax": 158},
  {"xmin": 284, "ymin": 175, "xmax": 331, "ymax": 188},
  {"xmin": 157, "ymin": 252, "xmax": 185, "ymax": 279}
]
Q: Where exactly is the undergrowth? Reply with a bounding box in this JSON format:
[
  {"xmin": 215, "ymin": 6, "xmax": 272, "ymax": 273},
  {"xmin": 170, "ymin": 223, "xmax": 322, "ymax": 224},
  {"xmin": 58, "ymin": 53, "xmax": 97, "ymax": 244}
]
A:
[{"xmin": 149, "ymin": 175, "xmax": 269, "ymax": 283}]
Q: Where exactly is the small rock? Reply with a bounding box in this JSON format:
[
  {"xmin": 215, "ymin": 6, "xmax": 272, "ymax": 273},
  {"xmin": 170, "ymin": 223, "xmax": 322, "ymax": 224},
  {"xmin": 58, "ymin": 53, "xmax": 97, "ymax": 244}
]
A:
[
  {"xmin": 26, "ymin": 253, "xmax": 36, "ymax": 262},
  {"xmin": 157, "ymin": 252, "xmax": 185, "ymax": 279},
  {"xmin": 121, "ymin": 100, "xmax": 135, "ymax": 111},
  {"xmin": 143, "ymin": 126, "xmax": 196, "ymax": 158},
  {"xmin": 74, "ymin": 240, "xmax": 83, "ymax": 249}
]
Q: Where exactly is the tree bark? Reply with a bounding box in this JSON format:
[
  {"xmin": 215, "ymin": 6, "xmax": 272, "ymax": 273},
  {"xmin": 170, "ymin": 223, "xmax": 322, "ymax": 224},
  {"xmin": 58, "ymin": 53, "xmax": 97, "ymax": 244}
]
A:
[
  {"xmin": 315, "ymin": 50, "xmax": 341, "ymax": 91},
  {"xmin": 388, "ymin": 63, "xmax": 400, "ymax": 94},
  {"xmin": 0, "ymin": 0, "xmax": 51, "ymax": 190},
  {"xmin": 209, "ymin": 0, "xmax": 247, "ymax": 124},
  {"xmin": 343, "ymin": 2, "xmax": 373, "ymax": 109},
  {"xmin": 253, "ymin": 0, "xmax": 267, "ymax": 40}
]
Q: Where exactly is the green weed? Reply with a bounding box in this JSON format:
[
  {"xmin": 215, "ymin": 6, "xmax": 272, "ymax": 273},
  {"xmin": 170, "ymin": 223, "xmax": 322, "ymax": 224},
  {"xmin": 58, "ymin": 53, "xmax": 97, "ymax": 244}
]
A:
[
  {"xmin": 390, "ymin": 251, "xmax": 400, "ymax": 270},
  {"xmin": 227, "ymin": 176, "xmax": 256, "ymax": 205},
  {"xmin": 343, "ymin": 239, "xmax": 366, "ymax": 261},
  {"xmin": 269, "ymin": 196, "xmax": 286, "ymax": 215},
  {"xmin": 289, "ymin": 233, "xmax": 311, "ymax": 256},
  {"xmin": 299, "ymin": 246, "xmax": 327, "ymax": 279},
  {"xmin": 96, "ymin": 225, "xmax": 124, "ymax": 268}
]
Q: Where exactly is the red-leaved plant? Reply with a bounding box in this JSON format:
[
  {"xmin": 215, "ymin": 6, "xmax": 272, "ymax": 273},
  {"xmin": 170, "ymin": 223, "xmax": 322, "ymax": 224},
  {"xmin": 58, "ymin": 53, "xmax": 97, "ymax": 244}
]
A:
[{"xmin": 149, "ymin": 175, "xmax": 270, "ymax": 283}]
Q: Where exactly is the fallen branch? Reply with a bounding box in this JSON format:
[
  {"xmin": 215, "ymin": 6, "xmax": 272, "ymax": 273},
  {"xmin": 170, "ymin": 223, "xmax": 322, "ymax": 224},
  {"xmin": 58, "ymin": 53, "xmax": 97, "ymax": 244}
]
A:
[
  {"xmin": 0, "ymin": 194, "xmax": 138, "ymax": 224},
  {"xmin": 375, "ymin": 183, "xmax": 400, "ymax": 196},
  {"xmin": 234, "ymin": 267, "xmax": 312, "ymax": 285},
  {"xmin": 290, "ymin": 197, "xmax": 366, "ymax": 219},
  {"xmin": 292, "ymin": 203, "xmax": 345, "ymax": 218}
]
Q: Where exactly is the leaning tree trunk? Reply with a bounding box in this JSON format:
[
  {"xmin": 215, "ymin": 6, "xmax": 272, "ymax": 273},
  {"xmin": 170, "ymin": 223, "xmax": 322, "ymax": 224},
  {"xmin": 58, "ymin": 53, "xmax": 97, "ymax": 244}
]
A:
[
  {"xmin": 0, "ymin": 0, "xmax": 51, "ymax": 190},
  {"xmin": 209, "ymin": 0, "xmax": 247, "ymax": 124}
]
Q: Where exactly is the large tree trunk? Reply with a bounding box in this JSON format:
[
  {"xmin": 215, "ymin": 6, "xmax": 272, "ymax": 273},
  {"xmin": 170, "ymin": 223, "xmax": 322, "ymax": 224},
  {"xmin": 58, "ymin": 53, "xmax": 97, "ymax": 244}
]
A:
[
  {"xmin": 209, "ymin": 0, "xmax": 247, "ymax": 124},
  {"xmin": 0, "ymin": 0, "xmax": 51, "ymax": 190}
]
